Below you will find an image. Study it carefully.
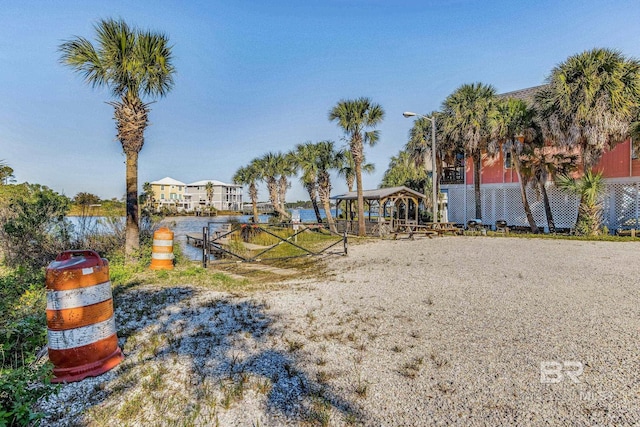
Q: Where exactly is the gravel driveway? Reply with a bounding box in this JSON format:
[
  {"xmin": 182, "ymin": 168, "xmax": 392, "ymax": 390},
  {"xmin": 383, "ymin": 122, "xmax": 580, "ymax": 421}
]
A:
[{"xmin": 39, "ymin": 237, "xmax": 640, "ymax": 426}]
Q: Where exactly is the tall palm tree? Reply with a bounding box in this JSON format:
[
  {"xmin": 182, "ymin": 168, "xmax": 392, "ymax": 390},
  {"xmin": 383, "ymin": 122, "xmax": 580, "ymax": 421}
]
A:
[
  {"xmin": 256, "ymin": 152, "xmax": 290, "ymax": 220},
  {"xmin": 441, "ymin": 83, "xmax": 497, "ymax": 220},
  {"xmin": 277, "ymin": 151, "xmax": 297, "ymax": 219},
  {"xmin": 329, "ymin": 97, "xmax": 385, "ymax": 236},
  {"xmin": 536, "ymin": 48, "xmax": 640, "ymax": 171},
  {"xmin": 294, "ymin": 142, "xmax": 323, "ymax": 223},
  {"xmin": 256, "ymin": 152, "xmax": 280, "ymax": 219},
  {"xmin": 337, "ymin": 150, "xmax": 374, "ymax": 193},
  {"xmin": 60, "ymin": 19, "xmax": 175, "ymax": 257},
  {"xmin": 233, "ymin": 161, "xmax": 261, "ymax": 223},
  {"xmin": 490, "ymin": 98, "xmax": 542, "ymax": 232},
  {"xmin": 315, "ymin": 141, "xmax": 341, "ymax": 233}
]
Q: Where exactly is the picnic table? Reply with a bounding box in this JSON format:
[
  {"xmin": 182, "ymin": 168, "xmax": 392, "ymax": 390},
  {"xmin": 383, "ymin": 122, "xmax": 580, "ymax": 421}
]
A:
[
  {"xmin": 391, "ymin": 221, "xmax": 462, "ymax": 239},
  {"xmin": 392, "ymin": 220, "xmax": 437, "ymax": 239},
  {"xmin": 423, "ymin": 222, "xmax": 463, "ymax": 236}
]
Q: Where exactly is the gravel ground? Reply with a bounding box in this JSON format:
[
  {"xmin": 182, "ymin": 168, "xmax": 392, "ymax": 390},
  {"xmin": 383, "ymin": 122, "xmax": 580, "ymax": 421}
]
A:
[{"xmin": 38, "ymin": 237, "xmax": 640, "ymax": 426}]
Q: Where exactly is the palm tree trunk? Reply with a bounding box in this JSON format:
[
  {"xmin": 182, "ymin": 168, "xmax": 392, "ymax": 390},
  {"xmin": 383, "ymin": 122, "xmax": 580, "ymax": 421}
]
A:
[
  {"xmin": 306, "ymin": 182, "xmax": 322, "ymax": 223},
  {"xmin": 355, "ymin": 157, "xmax": 365, "ymax": 236},
  {"xmin": 540, "ymin": 180, "xmax": 555, "ymax": 233},
  {"xmin": 513, "ymin": 148, "xmax": 538, "ymax": 233},
  {"xmin": 250, "ymin": 183, "xmax": 259, "ymax": 223},
  {"xmin": 318, "ymin": 172, "xmax": 336, "ymax": 233},
  {"xmin": 268, "ymin": 178, "xmax": 288, "ymax": 220},
  {"xmin": 125, "ymin": 150, "xmax": 140, "ymax": 258},
  {"xmin": 320, "ymin": 196, "xmax": 336, "ymax": 233},
  {"xmin": 473, "ymin": 153, "xmax": 482, "ymax": 220},
  {"xmin": 278, "ymin": 176, "xmax": 291, "ymax": 220}
]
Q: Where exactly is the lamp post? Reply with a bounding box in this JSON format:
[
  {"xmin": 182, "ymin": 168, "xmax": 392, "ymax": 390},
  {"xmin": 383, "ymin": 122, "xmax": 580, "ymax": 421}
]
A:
[{"xmin": 403, "ymin": 111, "xmax": 438, "ymax": 223}]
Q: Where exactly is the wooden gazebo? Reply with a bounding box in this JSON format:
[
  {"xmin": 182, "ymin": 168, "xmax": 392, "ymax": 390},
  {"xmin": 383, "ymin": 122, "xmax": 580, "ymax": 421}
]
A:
[{"xmin": 331, "ymin": 186, "xmax": 427, "ymax": 236}]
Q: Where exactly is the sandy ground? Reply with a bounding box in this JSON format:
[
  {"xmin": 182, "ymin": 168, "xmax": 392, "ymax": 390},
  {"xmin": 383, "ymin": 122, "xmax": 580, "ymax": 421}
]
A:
[{"xmin": 39, "ymin": 237, "xmax": 640, "ymax": 426}]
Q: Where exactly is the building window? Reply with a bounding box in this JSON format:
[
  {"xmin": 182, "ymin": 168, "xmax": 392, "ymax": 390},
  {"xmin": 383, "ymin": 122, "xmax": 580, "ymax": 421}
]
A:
[
  {"xmin": 632, "ymin": 140, "xmax": 638, "ymax": 159},
  {"xmin": 161, "ymin": 185, "xmax": 164, "ymax": 190},
  {"xmin": 160, "ymin": 194, "xmax": 165, "ymax": 200},
  {"xmin": 504, "ymin": 151, "xmax": 513, "ymax": 169}
]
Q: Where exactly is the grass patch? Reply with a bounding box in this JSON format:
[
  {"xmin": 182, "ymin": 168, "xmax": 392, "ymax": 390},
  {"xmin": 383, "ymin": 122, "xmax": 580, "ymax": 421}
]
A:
[
  {"xmin": 111, "ymin": 263, "xmax": 253, "ymax": 293},
  {"xmin": 399, "ymin": 356, "xmax": 424, "ymax": 379},
  {"xmin": 286, "ymin": 339, "xmax": 305, "ymax": 352},
  {"xmin": 117, "ymin": 393, "xmax": 144, "ymax": 421},
  {"xmin": 487, "ymin": 231, "xmax": 640, "ymax": 242},
  {"xmin": 306, "ymin": 392, "xmax": 332, "ymax": 427},
  {"xmin": 220, "ymin": 375, "xmax": 248, "ymax": 409},
  {"xmin": 391, "ymin": 345, "xmax": 404, "ymax": 353}
]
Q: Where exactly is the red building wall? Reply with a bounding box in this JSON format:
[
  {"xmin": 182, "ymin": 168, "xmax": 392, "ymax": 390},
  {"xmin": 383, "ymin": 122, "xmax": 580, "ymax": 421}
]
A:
[
  {"xmin": 464, "ymin": 138, "xmax": 637, "ymax": 184},
  {"xmin": 593, "ymin": 139, "xmax": 632, "ymax": 178}
]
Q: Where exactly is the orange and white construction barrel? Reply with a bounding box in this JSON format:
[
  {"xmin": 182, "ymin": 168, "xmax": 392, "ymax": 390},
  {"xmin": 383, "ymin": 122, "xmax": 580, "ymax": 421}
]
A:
[
  {"xmin": 150, "ymin": 227, "xmax": 174, "ymax": 270},
  {"xmin": 46, "ymin": 250, "xmax": 124, "ymax": 383}
]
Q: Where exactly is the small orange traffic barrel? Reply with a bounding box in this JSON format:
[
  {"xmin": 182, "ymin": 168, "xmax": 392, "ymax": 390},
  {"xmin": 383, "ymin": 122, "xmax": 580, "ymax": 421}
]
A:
[
  {"xmin": 150, "ymin": 227, "xmax": 174, "ymax": 270},
  {"xmin": 46, "ymin": 250, "xmax": 124, "ymax": 383}
]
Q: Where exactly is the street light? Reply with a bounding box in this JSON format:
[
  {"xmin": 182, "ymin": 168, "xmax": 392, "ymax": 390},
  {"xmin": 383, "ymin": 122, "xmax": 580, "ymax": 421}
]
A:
[{"xmin": 403, "ymin": 111, "xmax": 438, "ymax": 223}]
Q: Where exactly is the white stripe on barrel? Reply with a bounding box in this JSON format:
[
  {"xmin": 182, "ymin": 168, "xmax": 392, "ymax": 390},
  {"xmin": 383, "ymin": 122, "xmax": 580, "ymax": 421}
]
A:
[
  {"xmin": 153, "ymin": 239, "xmax": 173, "ymax": 247},
  {"xmin": 47, "ymin": 316, "xmax": 117, "ymax": 350},
  {"xmin": 46, "ymin": 281, "xmax": 113, "ymax": 311},
  {"xmin": 151, "ymin": 252, "xmax": 174, "ymax": 260}
]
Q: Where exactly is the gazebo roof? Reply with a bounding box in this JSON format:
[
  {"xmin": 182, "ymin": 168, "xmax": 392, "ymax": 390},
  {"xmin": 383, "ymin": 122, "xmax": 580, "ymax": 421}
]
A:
[{"xmin": 331, "ymin": 186, "xmax": 427, "ymax": 201}]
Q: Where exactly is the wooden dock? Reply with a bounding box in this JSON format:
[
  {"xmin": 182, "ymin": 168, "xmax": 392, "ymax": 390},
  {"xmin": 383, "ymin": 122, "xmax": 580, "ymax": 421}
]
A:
[
  {"xmin": 185, "ymin": 233, "xmax": 226, "ymax": 256},
  {"xmin": 185, "ymin": 233, "xmax": 275, "ymax": 253}
]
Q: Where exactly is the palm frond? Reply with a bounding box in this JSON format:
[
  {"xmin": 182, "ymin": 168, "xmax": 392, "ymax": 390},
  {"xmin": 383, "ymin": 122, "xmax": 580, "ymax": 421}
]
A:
[
  {"xmin": 536, "ymin": 48, "xmax": 640, "ymax": 168},
  {"xmin": 59, "ymin": 18, "xmax": 175, "ymax": 101}
]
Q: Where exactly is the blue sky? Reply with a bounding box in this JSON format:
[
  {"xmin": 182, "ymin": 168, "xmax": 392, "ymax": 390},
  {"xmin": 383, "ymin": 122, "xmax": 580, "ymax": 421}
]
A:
[{"xmin": 1, "ymin": 0, "xmax": 640, "ymax": 202}]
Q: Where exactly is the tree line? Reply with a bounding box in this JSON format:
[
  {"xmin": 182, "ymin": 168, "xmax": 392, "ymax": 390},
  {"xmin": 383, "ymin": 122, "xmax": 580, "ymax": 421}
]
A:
[
  {"xmin": 233, "ymin": 135, "xmax": 376, "ymax": 234},
  {"xmin": 233, "ymin": 98, "xmax": 383, "ymax": 236}
]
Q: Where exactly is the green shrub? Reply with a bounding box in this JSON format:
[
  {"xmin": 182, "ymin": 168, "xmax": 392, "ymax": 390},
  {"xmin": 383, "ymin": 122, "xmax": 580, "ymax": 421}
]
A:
[
  {"xmin": 0, "ymin": 363, "xmax": 57, "ymax": 426},
  {"xmin": 0, "ymin": 270, "xmax": 56, "ymax": 426},
  {"xmin": 0, "ymin": 273, "xmax": 47, "ymax": 367},
  {"xmin": 0, "ymin": 184, "xmax": 71, "ymax": 270}
]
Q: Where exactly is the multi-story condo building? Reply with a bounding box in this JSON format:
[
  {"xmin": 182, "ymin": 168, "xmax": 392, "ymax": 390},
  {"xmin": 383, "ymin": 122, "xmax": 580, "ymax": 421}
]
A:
[
  {"xmin": 149, "ymin": 177, "xmax": 188, "ymax": 211},
  {"xmin": 185, "ymin": 180, "xmax": 243, "ymax": 211}
]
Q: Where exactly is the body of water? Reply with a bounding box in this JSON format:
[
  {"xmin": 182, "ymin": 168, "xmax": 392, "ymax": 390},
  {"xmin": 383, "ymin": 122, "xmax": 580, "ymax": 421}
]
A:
[
  {"xmin": 166, "ymin": 209, "xmax": 340, "ymax": 261},
  {"xmin": 293, "ymin": 208, "xmax": 339, "ymax": 222},
  {"xmin": 67, "ymin": 209, "xmax": 338, "ymax": 261}
]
